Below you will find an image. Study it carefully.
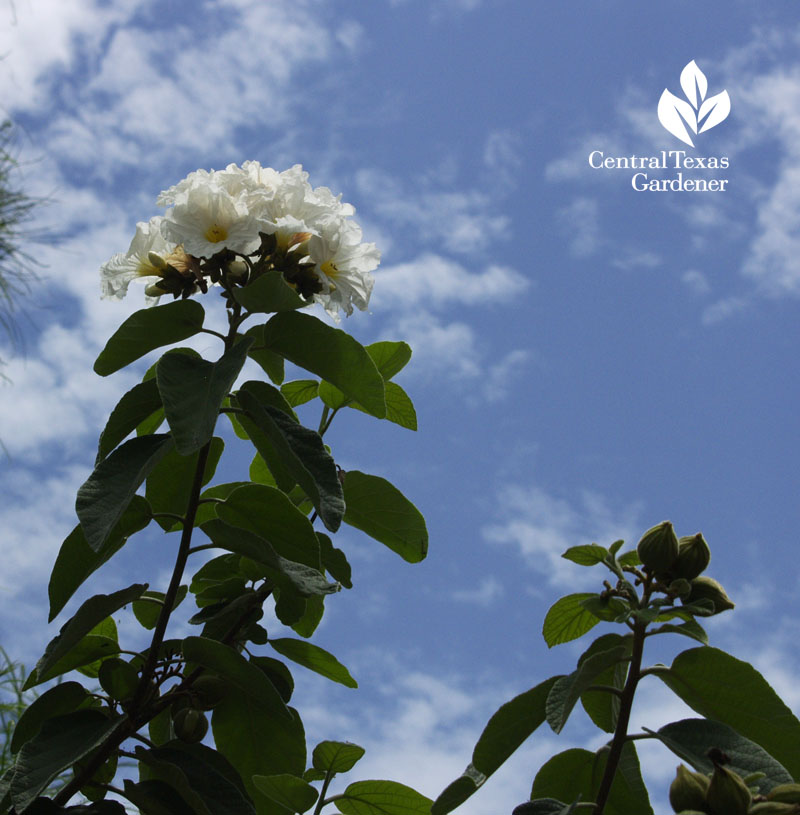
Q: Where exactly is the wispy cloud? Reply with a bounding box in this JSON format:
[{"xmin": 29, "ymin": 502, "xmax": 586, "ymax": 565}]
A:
[
  {"xmin": 556, "ymin": 197, "xmax": 601, "ymax": 258},
  {"xmin": 483, "ymin": 484, "xmax": 643, "ymax": 589}
]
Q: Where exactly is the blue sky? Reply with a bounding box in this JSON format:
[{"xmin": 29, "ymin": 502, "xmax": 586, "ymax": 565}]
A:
[{"xmin": 2, "ymin": 2, "xmax": 800, "ymax": 813}]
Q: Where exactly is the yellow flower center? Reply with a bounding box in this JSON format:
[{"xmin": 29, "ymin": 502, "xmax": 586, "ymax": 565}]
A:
[
  {"xmin": 321, "ymin": 260, "xmax": 339, "ymax": 279},
  {"xmin": 204, "ymin": 223, "xmax": 228, "ymax": 243}
]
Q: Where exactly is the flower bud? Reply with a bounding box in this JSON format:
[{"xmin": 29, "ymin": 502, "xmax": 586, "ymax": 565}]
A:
[
  {"xmin": 768, "ymin": 783, "xmax": 800, "ymax": 804},
  {"xmin": 226, "ymin": 260, "xmax": 248, "ymax": 283},
  {"xmin": 706, "ymin": 764, "xmax": 751, "ymax": 815},
  {"xmin": 685, "ymin": 576, "xmax": 735, "ymax": 615},
  {"xmin": 669, "ymin": 764, "xmax": 710, "ymax": 813},
  {"xmin": 672, "ymin": 533, "xmax": 711, "ymax": 580},
  {"xmin": 144, "ymin": 282, "xmax": 170, "ymax": 298},
  {"xmin": 147, "ymin": 251, "xmax": 168, "ymax": 270},
  {"xmin": 637, "ymin": 521, "xmax": 679, "ymax": 575}
]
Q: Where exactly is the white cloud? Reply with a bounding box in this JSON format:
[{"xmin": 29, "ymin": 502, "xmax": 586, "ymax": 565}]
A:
[
  {"xmin": 372, "ymin": 253, "xmax": 529, "ymax": 312},
  {"xmin": 612, "ymin": 250, "xmax": 662, "ymax": 271},
  {"xmin": 556, "ymin": 197, "xmax": 601, "ymax": 258},
  {"xmin": 451, "ymin": 576, "xmax": 504, "ymax": 606},
  {"xmin": 701, "ymin": 295, "xmax": 748, "ymax": 325},
  {"xmin": 483, "ymin": 485, "xmax": 642, "ymax": 588},
  {"xmin": 682, "ymin": 269, "xmax": 711, "ymax": 295}
]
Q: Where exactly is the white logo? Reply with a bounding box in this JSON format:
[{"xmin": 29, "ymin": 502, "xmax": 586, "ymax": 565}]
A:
[{"xmin": 658, "ymin": 60, "xmax": 730, "ymax": 147}]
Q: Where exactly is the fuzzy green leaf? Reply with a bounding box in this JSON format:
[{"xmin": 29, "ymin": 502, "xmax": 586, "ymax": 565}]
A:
[
  {"xmin": 312, "ymin": 741, "xmax": 366, "ymax": 774},
  {"xmin": 268, "ymin": 637, "xmax": 357, "ymax": 688},
  {"xmin": 76, "ymin": 433, "xmax": 173, "ymax": 551},
  {"xmin": 156, "ymin": 338, "xmax": 251, "ymax": 455},
  {"xmin": 280, "ymin": 379, "xmax": 319, "ymax": 407},
  {"xmin": 366, "ymin": 341, "xmax": 412, "ymax": 380},
  {"xmin": 561, "ymin": 544, "xmax": 609, "ymax": 566},
  {"xmin": 233, "ymin": 271, "xmax": 306, "ymax": 313},
  {"xmin": 336, "ymin": 780, "xmax": 433, "ymax": 815},
  {"xmin": 342, "ymin": 471, "xmax": 427, "ymax": 563},
  {"xmin": 253, "ymin": 774, "xmax": 318, "ymax": 813},
  {"xmin": 261, "ymin": 311, "xmax": 385, "ymax": 418},
  {"xmin": 48, "ymin": 495, "xmax": 151, "ymax": 621},
  {"xmin": 658, "ymin": 646, "xmax": 800, "ymax": 780},
  {"xmin": 9, "ymin": 682, "xmax": 91, "ymax": 754},
  {"xmin": 648, "ymin": 718, "xmax": 792, "ymax": 795},
  {"xmin": 96, "ymin": 378, "xmax": 163, "ymax": 463},
  {"xmin": 27, "ymin": 585, "xmax": 145, "ymax": 688},
  {"xmin": 542, "ymin": 593, "xmax": 600, "ymax": 648},
  {"xmin": 94, "ymin": 300, "xmax": 205, "ymax": 376}
]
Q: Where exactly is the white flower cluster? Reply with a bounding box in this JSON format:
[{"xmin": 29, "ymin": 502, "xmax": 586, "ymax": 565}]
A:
[{"xmin": 100, "ymin": 162, "xmax": 379, "ymax": 317}]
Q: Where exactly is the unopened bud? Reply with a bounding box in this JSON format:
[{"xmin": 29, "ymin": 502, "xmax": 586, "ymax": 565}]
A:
[
  {"xmin": 768, "ymin": 783, "xmax": 800, "ymax": 804},
  {"xmin": 147, "ymin": 251, "xmax": 168, "ymax": 269},
  {"xmin": 706, "ymin": 763, "xmax": 751, "ymax": 815},
  {"xmin": 637, "ymin": 521, "xmax": 679, "ymax": 575},
  {"xmin": 749, "ymin": 802, "xmax": 800, "ymax": 814},
  {"xmin": 672, "ymin": 533, "xmax": 711, "ymax": 580},
  {"xmin": 669, "ymin": 764, "xmax": 710, "ymax": 813},
  {"xmin": 144, "ymin": 283, "xmax": 170, "ymax": 298},
  {"xmin": 685, "ymin": 576, "xmax": 735, "ymax": 615},
  {"xmin": 226, "ymin": 260, "xmax": 248, "ymax": 283}
]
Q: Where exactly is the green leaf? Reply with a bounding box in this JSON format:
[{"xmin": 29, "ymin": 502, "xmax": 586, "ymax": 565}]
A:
[
  {"xmin": 262, "ymin": 311, "xmax": 385, "ymax": 418},
  {"xmin": 336, "ymin": 780, "xmax": 432, "ymax": 815},
  {"xmin": 545, "ymin": 645, "xmax": 628, "ymax": 734},
  {"xmin": 136, "ymin": 741, "xmax": 257, "ymax": 815},
  {"xmin": 580, "ymin": 595, "xmax": 630, "ymax": 623},
  {"xmin": 617, "ymin": 550, "xmax": 641, "ymax": 567},
  {"xmin": 76, "ymin": 433, "xmax": 174, "ymax": 551},
  {"xmin": 48, "ymin": 495, "xmax": 151, "ymax": 621},
  {"xmin": 252, "ymin": 774, "xmax": 318, "ymax": 813},
  {"xmin": 201, "ymin": 519, "xmax": 339, "ymax": 597},
  {"xmin": 342, "ymin": 471, "xmax": 427, "ymax": 563},
  {"xmin": 238, "ymin": 380, "xmax": 297, "ymax": 419},
  {"xmin": 432, "ymin": 677, "xmax": 560, "ymax": 815},
  {"xmin": 182, "ymin": 636, "xmax": 290, "ymax": 719},
  {"xmin": 578, "ymin": 634, "xmax": 631, "ymax": 734},
  {"xmin": 657, "ymin": 646, "xmax": 800, "ymax": 780},
  {"xmin": 234, "ymin": 270, "xmax": 307, "ymax": 313},
  {"xmin": 531, "ymin": 742, "xmax": 653, "ymax": 815},
  {"xmin": 244, "ymin": 324, "xmax": 285, "ymax": 384},
  {"xmin": 648, "ymin": 617, "xmax": 708, "ymax": 645},
  {"xmin": 317, "ymin": 532, "xmax": 353, "ymax": 589},
  {"xmin": 350, "ymin": 381, "xmax": 417, "ymax": 431},
  {"xmin": 132, "ymin": 586, "xmax": 188, "ymax": 630},
  {"xmin": 26, "ymin": 584, "xmax": 146, "ymax": 688},
  {"xmin": 9, "ymin": 710, "xmax": 124, "ymax": 813},
  {"xmin": 561, "ymin": 544, "xmax": 608, "ymax": 566},
  {"xmin": 94, "ymin": 300, "xmax": 205, "ymax": 376},
  {"xmin": 312, "ymin": 741, "xmax": 366, "ymax": 774},
  {"xmin": 96, "ymin": 378, "xmax": 163, "ymax": 463},
  {"xmin": 647, "ymin": 718, "xmax": 793, "ymax": 794},
  {"xmin": 212, "ymin": 699, "xmax": 305, "ymax": 812},
  {"xmin": 510, "ymin": 801, "xmax": 579, "ymax": 815},
  {"xmin": 268, "ymin": 637, "xmax": 357, "ymax": 688},
  {"xmin": 193, "ymin": 481, "xmax": 250, "ymax": 527},
  {"xmin": 146, "ymin": 437, "xmax": 224, "ymax": 530},
  {"xmin": 542, "ymin": 593, "xmax": 600, "ymax": 648},
  {"xmin": 9, "ymin": 682, "xmax": 90, "ymax": 754},
  {"xmin": 156, "ymin": 338, "xmax": 252, "ymax": 455},
  {"xmin": 216, "ymin": 483, "xmax": 321, "ymax": 569},
  {"xmin": 237, "ymin": 386, "xmax": 344, "ymax": 531},
  {"xmin": 318, "ymin": 379, "xmax": 349, "ymax": 410},
  {"xmin": 280, "ymin": 380, "xmax": 319, "ymax": 407},
  {"xmin": 123, "ymin": 779, "xmax": 195, "ymax": 815},
  {"xmin": 366, "ymin": 341, "xmax": 412, "ymax": 380},
  {"xmin": 291, "ymin": 593, "xmax": 325, "ymax": 639}
]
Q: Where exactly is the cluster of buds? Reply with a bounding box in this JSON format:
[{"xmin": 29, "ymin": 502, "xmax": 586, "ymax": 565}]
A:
[
  {"xmin": 100, "ymin": 162, "xmax": 379, "ymax": 318},
  {"xmin": 670, "ymin": 757, "xmax": 800, "ymax": 814},
  {"xmin": 636, "ymin": 521, "xmax": 734, "ymax": 614}
]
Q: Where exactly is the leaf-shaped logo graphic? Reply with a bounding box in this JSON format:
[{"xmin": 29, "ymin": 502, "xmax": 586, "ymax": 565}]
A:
[
  {"xmin": 658, "ymin": 61, "xmax": 730, "ymax": 145},
  {"xmin": 658, "ymin": 89, "xmax": 697, "ymax": 147},
  {"xmin": 698, "ymin": 89, "xmax": 731, "ymax": 133},
  {"xmin": 680, "ymin": 60, "xmax": 707, "ymax": 110}
]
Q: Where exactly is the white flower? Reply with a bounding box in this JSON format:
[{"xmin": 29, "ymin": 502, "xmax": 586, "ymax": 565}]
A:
[
  {"xmin": 161, "ymin": 179, "xmax": 259, "ymax": 258},
  {"xmin": 308, "ymin": 220, "xmax": 379, "ymax": 317},
  {"xmin": 100, "ymin": 217, "xmax": 177, "ymax": 303}
]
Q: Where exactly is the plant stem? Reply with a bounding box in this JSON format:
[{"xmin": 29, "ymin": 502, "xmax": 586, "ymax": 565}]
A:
[{"xmin": 593, "ymin": 619, "xmax": 647, "ymax": 815}]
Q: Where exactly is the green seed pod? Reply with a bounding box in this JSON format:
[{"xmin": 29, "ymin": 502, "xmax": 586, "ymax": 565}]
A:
[
  {"xmin": 685, "ymin": 576, "xmax": 735, "ymax": 615},
  {"xmin": 98, "ymin": 658, "xmax": 139, "ymax": 703},
  {"xmin": 172, "ymin": 708, "xmax": 209, "ymax": 743},
  {"xmin": 672, "ymin": 533, "xmax": 712, "ymax": 580},
  {"xmin": 669, "ymin": 764, "xmax": 710, "ymax": 813},
  {"xmin": 768, "ymin": 783, "xmax": 800, "ymax": 804},
  {"xmin": 668, "ymin": 578, "xmax": 692, "ymax": 598},
  {"xmin": 705, "ymin": 764, "xmax": 751, "ymax": 815},
  {"xmin": 637, "ymin": 521, "xmax": 680, "ymax": 575},
  {"xmin": 192, "ymin": 675, "xmax": 229, "ymax": 710}
]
